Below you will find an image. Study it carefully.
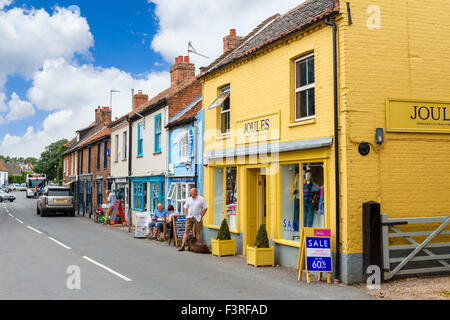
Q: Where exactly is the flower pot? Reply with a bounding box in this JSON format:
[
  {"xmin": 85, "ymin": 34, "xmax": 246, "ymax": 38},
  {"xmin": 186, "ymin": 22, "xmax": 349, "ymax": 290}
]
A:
[
  {"xmin": 211, "ymin": 238, "xmax": 236, "ymax": 257},
  {"xmin": 247, "ymin": 246, "xmax": 275, "ymax": 267}
]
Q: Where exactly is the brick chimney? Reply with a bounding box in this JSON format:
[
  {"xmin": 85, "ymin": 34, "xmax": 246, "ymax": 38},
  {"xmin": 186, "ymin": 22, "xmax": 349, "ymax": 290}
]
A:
[
  {"xmin": 223, "ymin": 29, "xmax": 243, "ymax": 53},
  {"xmin": 133, "ymin": 90, "xmax": 149, "ymax": 111},
  {"xmin": 95, "ymin": 106, "xmax": 112, "ymax": 126},
  {"xmin": 170, "ymin": 56, "xmax": 195, "ymax": 87}
]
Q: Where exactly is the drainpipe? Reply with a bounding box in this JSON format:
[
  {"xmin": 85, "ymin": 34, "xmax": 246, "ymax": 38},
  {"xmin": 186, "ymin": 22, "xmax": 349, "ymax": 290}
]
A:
[
  {"xmin": 128, "ymin": 117, "xmax": 132, "ymax": 233},
  {"xmin": 325, "ymin": 17, "xmax": 341, "ymax": 281}
]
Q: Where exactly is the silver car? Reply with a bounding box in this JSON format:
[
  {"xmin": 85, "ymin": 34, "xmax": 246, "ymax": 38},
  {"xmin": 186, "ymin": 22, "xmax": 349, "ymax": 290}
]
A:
[
  {"xmin": 0, "ymin": 190, "xmax": 16, "ymax": 202},
  {"xmin": 37, "ymin": 186, "xmax": 75, "ymax": 217}
]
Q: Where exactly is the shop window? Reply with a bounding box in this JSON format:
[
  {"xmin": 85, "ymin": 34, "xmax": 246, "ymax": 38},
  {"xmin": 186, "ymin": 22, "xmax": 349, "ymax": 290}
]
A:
[
  {"xmin": 295, "ymin": 54, "xmax": 315, "ymax": 121},
  {"xmin": 133, "ymin": 182, "xmax": 145, "ymax": 212},
  {"xmin": 212, "ymin": 167, "xmax": 238, "ymax": 230},
  {"xmin": 280, "ymin": 162, "xmax": 324, "ymax": 241},
  {"xmin": 96, "ymin": 180, "xmax": 103, "ymax": 207},
  {"xmin": 167, "ymin": 182, "xmax": 196, "ymax": 214},
  {"xmin": 150, "ymin": 182, "xmax": 164, "ymax": 212}
]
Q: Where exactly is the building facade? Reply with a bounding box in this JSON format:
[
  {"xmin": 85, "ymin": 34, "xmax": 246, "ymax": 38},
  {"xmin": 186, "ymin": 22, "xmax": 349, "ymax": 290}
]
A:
[
  {"xmin": 0, "ymin": 159, "xmax": 8, "ymax": 186},
  {"xmin": 200, "ymin": 0, "xmax": 450, "ymax": 283},
  {"xmin": 167, "ymin": 96, "xmax": 204, "ymax": 214}
]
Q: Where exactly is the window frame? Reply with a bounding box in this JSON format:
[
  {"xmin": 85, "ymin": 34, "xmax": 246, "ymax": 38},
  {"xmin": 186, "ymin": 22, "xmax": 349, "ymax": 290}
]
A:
[
  {"xmin": 114, "ymin": 134, "xmax": 119, "ymax": 162},
  {"xmin": 88, "ymin": 147, "xmax": 91, "ymax": 173},
  {"xmin": 137, "ymin": 122, "xmax": 144, "ymax": 157},
  {"xmin": 154, "ymin": 114, "xmax": 162, "ymax": 153},
  {"xmin": 133, "ymin": 182, "xmax": 145, "ymax": 212},
  {"xmin": 294, "ymin": 53, "xmax": 315, "ymax": 122},
  {"xmin": 97, "ymin": 143, "xmax": 101, "ymax": 170},
  {"xmin": 219, "ymin": 86, "xmax": 231, "ymax": 136},
  {"xmin": 211, "ymin": 166, "xmax": 238, "ymax": 231},
  {"xmin": 123, "ymin": 131, "xmax": 127, "ymax": 161},
  {"xmin": 104, "ymin": 141, "xmax": 108, "ymax": 169}
]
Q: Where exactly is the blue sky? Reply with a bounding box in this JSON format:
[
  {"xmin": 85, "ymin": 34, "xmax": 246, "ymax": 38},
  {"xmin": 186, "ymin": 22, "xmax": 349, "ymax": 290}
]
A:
[{"xmin": 0, "ymin": 0, "xmax": 303, "ymax": 157}]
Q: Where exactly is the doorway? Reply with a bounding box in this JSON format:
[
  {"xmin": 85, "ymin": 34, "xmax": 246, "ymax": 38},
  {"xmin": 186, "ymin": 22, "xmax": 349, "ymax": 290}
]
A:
[{"xmin": 247, "ymin": 168, "xmax": 268, "ymax": 249}]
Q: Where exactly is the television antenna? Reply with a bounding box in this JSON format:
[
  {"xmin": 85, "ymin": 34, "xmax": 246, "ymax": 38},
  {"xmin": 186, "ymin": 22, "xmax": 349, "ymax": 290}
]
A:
[{"xmin": 188, "ymin": 41, "xmax": 209, "ymax": 59}]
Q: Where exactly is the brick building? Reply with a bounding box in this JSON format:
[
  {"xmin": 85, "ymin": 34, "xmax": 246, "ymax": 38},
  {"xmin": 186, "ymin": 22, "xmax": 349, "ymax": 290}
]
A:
[{"xmin": 62, "ymin": 107, "xmax": 112, "ymax": 217}]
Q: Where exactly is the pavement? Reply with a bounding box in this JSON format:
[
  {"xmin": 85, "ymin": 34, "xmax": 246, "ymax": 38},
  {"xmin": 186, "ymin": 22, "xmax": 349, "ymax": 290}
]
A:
[{"xmin": 0, "ymin": 192, "xmax": 373, "ymax": 300}]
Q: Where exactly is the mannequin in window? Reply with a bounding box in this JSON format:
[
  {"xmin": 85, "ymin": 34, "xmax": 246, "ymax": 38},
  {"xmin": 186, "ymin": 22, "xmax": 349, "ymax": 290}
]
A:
[
  {"xmin": 303, "ymin": 172, "xmax": 319, "ymax": 227},
  {"xmin": 291, "ymin": 168, "xmax": 300, "ymax": 231}
]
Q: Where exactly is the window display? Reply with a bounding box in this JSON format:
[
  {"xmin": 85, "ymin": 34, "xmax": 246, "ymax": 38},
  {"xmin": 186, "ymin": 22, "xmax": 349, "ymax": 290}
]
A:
[
  {"xmin": 213, "ymin": 167, "xmax": 238, "ymax": 229},
  {"xmin": 167, "ymin": 182, "xmax": 196, "ymax": 214},
  {"xmin": 281, "ymin": 162, "xmax": 325, "ymax": 241},
  {"xmin": 225, "ymin": 167, "xmax": 238, "ymax": 230},
  {"xmin": 213, "ymin": 168, "xmax": 224, "ymax": 226}
]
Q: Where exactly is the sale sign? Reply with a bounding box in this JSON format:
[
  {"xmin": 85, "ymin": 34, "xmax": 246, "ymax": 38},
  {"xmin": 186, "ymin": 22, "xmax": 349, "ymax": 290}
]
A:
[{"xmin": 306, "ymin": 237, "xmax": 332, "ymax": 272}]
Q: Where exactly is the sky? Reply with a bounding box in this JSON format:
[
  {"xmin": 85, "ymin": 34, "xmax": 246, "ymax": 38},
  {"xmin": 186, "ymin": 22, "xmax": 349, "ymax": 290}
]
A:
[{"xmin": 0, "ymin": 0, "xmax": 304, "ymax": 158}]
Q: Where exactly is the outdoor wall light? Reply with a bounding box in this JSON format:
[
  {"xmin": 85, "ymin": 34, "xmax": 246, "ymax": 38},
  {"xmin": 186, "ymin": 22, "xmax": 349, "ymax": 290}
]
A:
[
  {"xmin": 185, "ymin": 161, "xmax": 191, "ymax": 170},
  {"xmin": 376, "ymin": 128, "xmax": 384, "ymax": 145}
]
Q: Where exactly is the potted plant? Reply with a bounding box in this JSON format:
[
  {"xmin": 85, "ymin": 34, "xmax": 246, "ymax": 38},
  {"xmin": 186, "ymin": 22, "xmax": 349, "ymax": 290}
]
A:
[
  {"xmin": 211, "ymin": 218, "xmax": 236, "ymax": 257},
  {"xmin": 247, "ymin": 224, "xmax": 274, "ymax": 267}
]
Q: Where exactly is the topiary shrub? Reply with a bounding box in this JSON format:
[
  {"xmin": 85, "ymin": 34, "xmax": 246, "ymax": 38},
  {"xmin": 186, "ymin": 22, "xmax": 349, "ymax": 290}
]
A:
[
  {"xmin": 217, "ymin": 218, "xmax": 231, "ymax": 240},
  {"xmin": 254, "ymin": 224, "xmax": 270, "ymax": 248}
]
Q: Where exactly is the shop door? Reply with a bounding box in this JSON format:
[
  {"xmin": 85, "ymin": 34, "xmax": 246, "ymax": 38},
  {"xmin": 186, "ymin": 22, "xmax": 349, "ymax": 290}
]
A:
[
  {"xmin": 79, "ymin": 180, "xmax": 84, "ymax": 215},
  {"xmin": 247, "ymin": 170, "xmax": 259, "ymax": 248},
  {"xmin": 259, "ymin": 175, "xmax": 267, "ymax": 227}
]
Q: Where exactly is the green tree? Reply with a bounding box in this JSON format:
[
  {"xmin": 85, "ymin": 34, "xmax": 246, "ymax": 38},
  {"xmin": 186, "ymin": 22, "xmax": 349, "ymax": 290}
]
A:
[
  {"xmin": 56, "ymin": 145, "xmax": 67, "ymax": 186},
  {"xmin": 34, "ymin": 139, "xmax": 68, "ymax": 181},
  {"xmin": 254, "ymin": 224, "xmax": 270, "ymax": 248},
  {"xmin": 217, "ymin": 218, "xmax": 232, "ymax": 240}
]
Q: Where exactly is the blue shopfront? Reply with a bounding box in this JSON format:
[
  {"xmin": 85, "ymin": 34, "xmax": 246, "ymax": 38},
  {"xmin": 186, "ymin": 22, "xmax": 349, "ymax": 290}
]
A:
[{"xmin": 131, "ymin": 176, "xmax": 165, "ymax": 213}]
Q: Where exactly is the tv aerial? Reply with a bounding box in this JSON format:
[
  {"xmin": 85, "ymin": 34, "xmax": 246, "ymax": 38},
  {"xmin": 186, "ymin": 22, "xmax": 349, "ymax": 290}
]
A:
[{"xmin": 188, "ymin": 41, "xmax": 209, "ymax": 59}]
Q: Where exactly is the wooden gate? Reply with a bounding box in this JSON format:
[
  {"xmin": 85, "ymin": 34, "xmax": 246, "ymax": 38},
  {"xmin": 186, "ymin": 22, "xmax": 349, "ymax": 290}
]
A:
[{"xmin": 381, "ymin": 214, "xmax": 450, "ymax": 280}]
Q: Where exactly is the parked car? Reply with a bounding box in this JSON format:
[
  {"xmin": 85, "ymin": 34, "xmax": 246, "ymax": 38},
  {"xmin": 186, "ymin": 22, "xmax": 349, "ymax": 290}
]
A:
[
  {"xmin": 37, "ymin": 186, "xmax": 75, "ymax": 217},
  {"xmin": 15, "ymin": 183, "xmax": 27, "ymax": 191},
  {"xmin": 0, "ymin": 190, "xmax": 16, "ymax": 202}
]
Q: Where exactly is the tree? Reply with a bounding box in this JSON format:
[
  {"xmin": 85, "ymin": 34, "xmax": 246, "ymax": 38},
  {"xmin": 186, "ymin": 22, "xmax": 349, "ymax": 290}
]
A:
[
  {"xmin": 56, "ymin": 145, "xmax": 67, "ymax": 186},
  {"xmin": 254, "ymin": 224, "xmax": 270, "ymax": 248},
  {"xmin": 217, "ymin": 218, "xmax": 232, "ymax": 240},
  {"xmin": 34, "ymin": 139, "xmax": 68, "ymax": 181}
]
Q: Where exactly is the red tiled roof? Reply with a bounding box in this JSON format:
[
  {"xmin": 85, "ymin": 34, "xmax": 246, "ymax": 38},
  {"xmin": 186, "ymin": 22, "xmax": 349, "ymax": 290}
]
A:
[
  {"xmin": 202, "ymin": 0, "xmax": 340, "ymax": 76},
  {"xmin": 76, "ymin": 127, "xmax": 110, "ymax": 149},
  {"xmin": 167, "ymin": 100, "xmax": 203, "ymax": 128},
  {"xmin": 0, "ymin": 159, "xmax": 7, "ymax": 172}
]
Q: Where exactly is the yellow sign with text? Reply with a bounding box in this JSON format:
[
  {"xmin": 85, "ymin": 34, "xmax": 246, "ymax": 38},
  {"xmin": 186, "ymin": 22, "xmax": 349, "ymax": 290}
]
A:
[
  {"xmin": 236, "ymin": 112, "xmax": 280, "ymax": 144},
  {"xmin": 387, "ymin": 99, "xmax": 450, "ymax": 133}
]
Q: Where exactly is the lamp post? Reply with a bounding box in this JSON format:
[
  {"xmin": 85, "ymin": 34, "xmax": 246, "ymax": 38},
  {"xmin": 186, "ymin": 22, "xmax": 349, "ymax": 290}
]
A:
[{"xmin": 110, "ymin": 90, "xmax": 120, "ymax": 112}]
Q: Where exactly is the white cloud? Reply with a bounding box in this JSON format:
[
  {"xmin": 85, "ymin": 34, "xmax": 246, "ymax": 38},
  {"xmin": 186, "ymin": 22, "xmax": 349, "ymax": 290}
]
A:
[
  {"xmin": 4, "ymin": 92, "xmax": 35, "ymax": 122},
  {"xmin": 149, "ymin": 0, "xmax": 304, "ymax": 68},
  {"xmin": 28, "ymin": 58, "xmax": 170, "ymax": 117},
  {"xmin": 0, "ymin": 92, "xmax": 7, "ymax": 112},
  {"xmin": 0, "ymin": 6, "xmax": 93, "ymax": 77},
  {"xmin": 0, "ymin": 0, "xmax": 13, "ymax": 10}
]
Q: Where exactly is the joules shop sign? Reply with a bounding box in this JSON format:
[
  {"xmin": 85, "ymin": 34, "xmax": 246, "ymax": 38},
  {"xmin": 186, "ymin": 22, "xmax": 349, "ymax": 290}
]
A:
[
  {"xmin": 236, "ymin": 112, "xmax": 280, "ymax": 144},
  {"xmin": 387, "ymin": 99, "xmax": 450, "ymax": 133}
]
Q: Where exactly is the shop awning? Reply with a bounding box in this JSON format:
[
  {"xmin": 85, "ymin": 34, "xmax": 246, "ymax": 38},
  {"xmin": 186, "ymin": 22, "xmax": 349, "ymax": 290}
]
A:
[{"xmin": 206, "ymin": 91, "xmax": 230, "ymax": 110}]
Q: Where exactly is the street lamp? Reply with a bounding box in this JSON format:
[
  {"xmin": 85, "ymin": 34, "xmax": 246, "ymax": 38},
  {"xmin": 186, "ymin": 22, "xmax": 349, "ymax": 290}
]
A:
[{"xmin": 110, "ymin": 90, "xmax": 120, "ymax": 112}]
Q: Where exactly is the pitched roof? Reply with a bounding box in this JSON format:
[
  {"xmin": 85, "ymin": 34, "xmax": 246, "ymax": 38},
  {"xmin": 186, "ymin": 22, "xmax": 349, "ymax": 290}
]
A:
[
  {"xmin": 63, "ymin": 122, "xmax": 108, "ymax": 155},
  {"xmin": 5, "ymin": 161, "xmax": 22, "ymax": 176},
  {"xmin": 167, "ymin": 97, "xmax": 203, "ymax": 128},
  {"xmin": 0, "ymin": 159, "xmax": 8, "ymax": 172},
  {"xmin": 202, "ymin": 0, "xmax": 340, "ymax": 76},
  {"xmin": 75, "ymin": 127, "xmax": 110, "ymax": 149}
]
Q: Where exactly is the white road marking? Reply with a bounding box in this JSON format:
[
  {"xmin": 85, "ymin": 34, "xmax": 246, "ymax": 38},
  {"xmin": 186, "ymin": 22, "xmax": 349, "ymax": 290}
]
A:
[
  {"xmin": 27, "ymin": 226, "xmax": 43, "ymax": 234},
  {"xmin": 82, "ymin": 256, "xmax": 132, "ymax": 282},
  {"xmin": 48, "ymin": 237, "xmax": 71, "ymax": 250},
  {"xmin": 15, "ymin": 218, "xmax": 24, "ymax": 224},
  {"xmin": 8, "ymin": 213, "xmax": 14, "ymax": 218}
]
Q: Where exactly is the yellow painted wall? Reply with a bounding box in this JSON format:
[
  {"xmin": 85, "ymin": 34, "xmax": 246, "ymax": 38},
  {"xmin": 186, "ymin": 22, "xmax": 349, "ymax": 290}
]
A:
[
  {"xmin": 202, "ymin": 23, "xmax": 338, "ymax": 251},
  {"xmin": 340, "ymin": 0, "xmax": 450, "ymax": 253}
]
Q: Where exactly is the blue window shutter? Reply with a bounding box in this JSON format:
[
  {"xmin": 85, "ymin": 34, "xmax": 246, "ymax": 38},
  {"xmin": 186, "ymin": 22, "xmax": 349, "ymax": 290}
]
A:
[
  {"xmin": 154, "ymin": 114, "xmax": 161, "ymax": 153},
  {"xmin": 188, "ymin": 128, "xmax": 194, "ymax": 158}
]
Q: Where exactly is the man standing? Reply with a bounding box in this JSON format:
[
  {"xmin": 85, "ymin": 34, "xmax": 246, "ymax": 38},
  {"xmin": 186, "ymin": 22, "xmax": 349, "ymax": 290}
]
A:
[
  {"xmin": 178, "ymin": 188, "xmax": 208, "ymax": 252},
  {"xmin": 105, "ymin": 189, "xmax": 116, "ymax": 224}
]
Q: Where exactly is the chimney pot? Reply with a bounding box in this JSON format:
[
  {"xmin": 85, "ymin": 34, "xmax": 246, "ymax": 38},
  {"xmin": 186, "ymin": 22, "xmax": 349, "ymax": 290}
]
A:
[
  {"xmin": 184, "ymin": 56, "xmax": 190, "ymax": 63},
  {"xmin": 223, "ymin": 28, "xmax": 243, "ymax": 53},
  {"xmin": 230, "ymin": 29, "xmax": 236, "ymax": 36}
]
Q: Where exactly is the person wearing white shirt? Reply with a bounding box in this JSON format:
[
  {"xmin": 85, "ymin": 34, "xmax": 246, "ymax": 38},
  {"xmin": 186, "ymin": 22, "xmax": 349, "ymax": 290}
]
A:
[
  {"xmin": 178, "ymin": 188, "xmax": 208, "ymax": 251},
  {"xmin": 104, "ymin": 189, "xmax": 116, "ymax": 224}
]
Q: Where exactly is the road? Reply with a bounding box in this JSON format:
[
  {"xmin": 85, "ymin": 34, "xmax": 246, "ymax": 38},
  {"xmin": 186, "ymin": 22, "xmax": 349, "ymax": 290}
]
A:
[{"xmin": 0, "ymin": 192, "xmax": 373, "ymax": 300}]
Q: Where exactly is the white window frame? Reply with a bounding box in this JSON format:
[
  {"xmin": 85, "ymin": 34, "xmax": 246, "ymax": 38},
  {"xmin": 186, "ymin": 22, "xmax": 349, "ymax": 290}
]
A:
[
  {"xmin": 220, "ymin": 86, "xmax": 231, "ymax": 136},
  {"xmin": 294, "ymin": 53, "xmax": 315, "ymax": 122},
  {"xmin": 168, "ymin": 182, "xmax": 196, "ymax": 214},
  {"xmin": 123, "ymin": 131, "xmax": 127, "ymax": 161}
]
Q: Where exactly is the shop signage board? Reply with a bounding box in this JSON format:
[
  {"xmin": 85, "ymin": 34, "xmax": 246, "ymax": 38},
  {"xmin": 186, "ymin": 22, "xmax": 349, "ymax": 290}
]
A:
[
  {"xmin": 110, "ymin": 201, "xmax": 127, "ymax": 226},
  {"xmin": 236, "ymin": 112, "xmax": 280, "ymax": 144},
  {"xmin": 297, "ymin": 228, "xmax": 333, "ymax": 284},
  {"xmin": 386, "ymin": 98, "xmax": 450, "ymax": 133},
  {"xmin": 172, "ymin": 215, "xmax": 193, "ymax": 247}
]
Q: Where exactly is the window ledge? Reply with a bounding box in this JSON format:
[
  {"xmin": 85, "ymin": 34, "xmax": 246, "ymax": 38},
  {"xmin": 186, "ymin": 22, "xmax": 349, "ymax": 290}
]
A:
[
  {"xmin": 272, "ymin": 238, "xmax": 300, "ymax": 248},
  {"xmin": 205, "ymin": 224, "xmax": 239, "ymax": 234},
  {"xmin": 289, "ymin": 117, "xmax": 316, "ymax": 128},
  {"xmin": 215, "ymin": 134, "xmax": 230, "ymax": 141},
  {"xmin": 153, "ymin": 152, "xmax": 162, "ymax": 155}
]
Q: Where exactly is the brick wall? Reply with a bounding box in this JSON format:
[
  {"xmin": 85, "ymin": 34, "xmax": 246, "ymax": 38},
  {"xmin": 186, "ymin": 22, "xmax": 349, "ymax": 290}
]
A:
[{"xmin": 168, "ymin": 80, "xmax": 202, "ymax": 118}]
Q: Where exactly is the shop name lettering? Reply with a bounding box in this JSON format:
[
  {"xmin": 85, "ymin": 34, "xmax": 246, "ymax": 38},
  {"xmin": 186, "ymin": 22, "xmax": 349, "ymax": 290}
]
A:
[
  {"xmin": 410, "ymin": 106, "xmax": 450, "ymax": 121},
  {"xmin": 243, "ymin": 119, "xmax": 270, "ymax": 134}
]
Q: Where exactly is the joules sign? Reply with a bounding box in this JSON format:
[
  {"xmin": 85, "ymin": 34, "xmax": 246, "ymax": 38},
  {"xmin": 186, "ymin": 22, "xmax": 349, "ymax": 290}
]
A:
[
  {"xmin": 236, "ymin": 112, "xmax": 280, "ymax": 144},
  {"xmin": 387, "ymin": 99, "xmax": 450, "ymax": 133}
]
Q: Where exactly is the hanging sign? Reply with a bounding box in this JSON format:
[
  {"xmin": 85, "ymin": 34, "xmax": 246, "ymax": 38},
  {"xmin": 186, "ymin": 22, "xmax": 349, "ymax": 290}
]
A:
[{"xmin": 298, "ymin": 228, "xmax": 333, "ymax": 284}]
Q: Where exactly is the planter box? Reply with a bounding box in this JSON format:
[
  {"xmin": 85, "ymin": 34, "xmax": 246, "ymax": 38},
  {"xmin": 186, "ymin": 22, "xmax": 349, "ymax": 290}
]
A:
[
  {"xmin": 211, "ymin": 238, "xmax": 236, "ymax": 257},
  {"xmin": 247, "ymin": 246, "xmax": 275, "ymax": 267}
]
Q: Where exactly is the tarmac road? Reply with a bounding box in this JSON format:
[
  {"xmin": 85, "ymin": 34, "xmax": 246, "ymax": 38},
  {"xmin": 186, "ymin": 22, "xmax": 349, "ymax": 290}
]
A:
[{"xmin": 0, "ymin": 192, "xmax": 373, "ymax": 300}]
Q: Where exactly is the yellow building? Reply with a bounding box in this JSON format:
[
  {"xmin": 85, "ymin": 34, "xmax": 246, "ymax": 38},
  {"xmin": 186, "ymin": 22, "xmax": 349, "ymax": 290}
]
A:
[{"xmin": 200, "ymin": 0, "xmax": 450, "ymax": 283}]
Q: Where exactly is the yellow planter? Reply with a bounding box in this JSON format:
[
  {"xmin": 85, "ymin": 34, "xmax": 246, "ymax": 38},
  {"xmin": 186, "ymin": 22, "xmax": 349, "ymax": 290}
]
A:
[
  {"xmin": 211, "ymin": 238, "xmax": 236, "ymax": 257},
  {"xmin": 247, "ymin": 246, "xmax": 275, "ymax": 267}
]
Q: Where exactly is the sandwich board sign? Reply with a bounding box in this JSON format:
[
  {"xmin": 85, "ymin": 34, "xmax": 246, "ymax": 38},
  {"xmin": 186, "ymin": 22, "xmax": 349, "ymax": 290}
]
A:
[
  {"xmin": 172, "ymin": 215, "xmax": 193, "ymax": 247},
  {"xmin": 297, "ymin": 228, "xmax": 333, "ymax": 284},
  {"xmin": 110, "ymin": 201, "xmax": 127, "ymax": 226}
]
